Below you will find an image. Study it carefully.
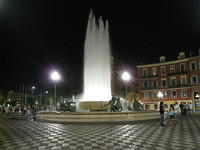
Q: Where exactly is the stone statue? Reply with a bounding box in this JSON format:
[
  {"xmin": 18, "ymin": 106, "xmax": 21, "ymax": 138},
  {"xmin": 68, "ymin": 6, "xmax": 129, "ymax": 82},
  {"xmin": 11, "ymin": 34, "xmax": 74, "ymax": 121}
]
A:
[
  {"xmin": 132, "ymin": 100, "xmax": 143, "ymax": 111},
  {"xmin": 60, "ymin": 101, "xmax": 76, "ymax": 112},
  {"xmin": 106, "ymin": 96, "xmax": 123, "ymax": 112}
]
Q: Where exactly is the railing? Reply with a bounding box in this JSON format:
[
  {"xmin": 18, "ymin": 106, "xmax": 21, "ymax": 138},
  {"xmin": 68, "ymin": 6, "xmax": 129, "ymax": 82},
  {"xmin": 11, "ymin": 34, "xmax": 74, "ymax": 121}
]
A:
[
  {"xmin": 140, "ymin": 86, "xmax": 158, "ymax": 90},
  {"xmin": 168, "ymin": 71, "xmax": 187, "ymax": 76},
  {"xmin": 140, "ymin": 84, "xmax": 188, "ymax": 90},
  {"xmin": 168, "ymin": 84, "xmax": 188, "ymax": 88},
  {"xmin": 141, "ymin": 71, "xmax": 187, "ymax": 78},
  {"xmin": 141, "ymin": 75, "xmax": 158, "ymax": 78}
]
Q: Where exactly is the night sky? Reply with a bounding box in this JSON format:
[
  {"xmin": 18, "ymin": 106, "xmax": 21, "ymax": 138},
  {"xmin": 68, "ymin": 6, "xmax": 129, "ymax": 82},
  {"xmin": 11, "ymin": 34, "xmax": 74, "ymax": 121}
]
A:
[{"xmin": 1, "ymin": 0, "xmax": 200, "ymax": 95}]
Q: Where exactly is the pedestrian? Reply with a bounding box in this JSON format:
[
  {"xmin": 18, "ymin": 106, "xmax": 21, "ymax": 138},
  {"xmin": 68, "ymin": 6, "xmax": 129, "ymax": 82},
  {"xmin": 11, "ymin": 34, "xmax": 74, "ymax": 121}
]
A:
[
  {"xmin": 179, "ymin": 102, "xmax": 183, "ymax": 115},
  {"xmin": 168, "ymin": 104, "xmax": 175, "ymax": 126},
  {"xmin": 188, "ymin": 102, "xmax": 192, "ymax": 116},
  {"xmin": 160, "ymin": 101, "xmax": 165, "ymax": 126},
  {"xmin": 183, "ymin": 102, "xmax": 188, "ymax": 116},
  {"xmin": 174, "ymin": 102, "xmax": 179, "ymax": 124}
]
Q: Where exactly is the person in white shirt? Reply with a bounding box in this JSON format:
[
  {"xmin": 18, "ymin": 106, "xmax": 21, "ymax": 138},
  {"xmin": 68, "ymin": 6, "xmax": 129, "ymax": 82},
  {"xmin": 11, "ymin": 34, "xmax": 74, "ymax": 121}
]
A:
[
  {"xmin": 174, "ymin": 102, "xmax": 180, "ymax": 125},
  {"xmin": 188, "ymin": 102, "xmax": 192, "ymax": 116}
]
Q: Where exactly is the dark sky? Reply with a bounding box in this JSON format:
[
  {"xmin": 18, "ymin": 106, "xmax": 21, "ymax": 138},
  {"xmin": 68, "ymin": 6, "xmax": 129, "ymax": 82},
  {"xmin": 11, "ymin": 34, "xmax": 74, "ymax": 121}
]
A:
[{"xmin": 1, "ymin": 0, "xmax": 200, "ymax": 95}]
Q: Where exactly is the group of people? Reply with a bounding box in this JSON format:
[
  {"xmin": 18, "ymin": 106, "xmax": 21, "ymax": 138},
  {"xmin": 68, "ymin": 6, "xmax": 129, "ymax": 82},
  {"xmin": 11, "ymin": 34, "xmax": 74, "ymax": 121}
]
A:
[
  {"xmin": 0, "ymin": 104, "xmax": 53, "ymax": 116},
  {"xmin": 179, "ymin": 102, "xmax": 193, "ymax": 116},
  {"xmin": 160, "ymin": 101, "xmax": 193, "ymax": 126}
]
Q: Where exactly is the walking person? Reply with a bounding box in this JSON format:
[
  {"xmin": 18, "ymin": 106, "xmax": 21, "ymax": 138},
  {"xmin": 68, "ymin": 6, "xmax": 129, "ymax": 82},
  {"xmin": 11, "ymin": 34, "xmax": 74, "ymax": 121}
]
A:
[
  {"xmin": 160, "ymin": 101, "xmax": 165, "ymax": 126},
  {"xmin": 174, "ymin": 102, "xmax": 179, "ymax": 125},
  {"xmin": 168, "ymin": 104, "xmax": 176, "ymax": 126},
  {"xmin": 188, "ymin": 102, "xmax": 192, "ymax": 116},
  {"xmin": 183, "ymin": 102, "xmax": 188, "ymax": 116},
  {"xmin": 179, "ymin": 102, "xmax": 183, "ymax": 115}
]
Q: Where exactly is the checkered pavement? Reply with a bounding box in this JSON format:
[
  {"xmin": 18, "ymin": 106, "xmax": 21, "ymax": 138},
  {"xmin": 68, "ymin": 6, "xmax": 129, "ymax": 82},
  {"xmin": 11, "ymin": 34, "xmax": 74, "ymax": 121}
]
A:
[{"xmin": 0, "ymin": 115, "xmax": 200, "ymax": 150}]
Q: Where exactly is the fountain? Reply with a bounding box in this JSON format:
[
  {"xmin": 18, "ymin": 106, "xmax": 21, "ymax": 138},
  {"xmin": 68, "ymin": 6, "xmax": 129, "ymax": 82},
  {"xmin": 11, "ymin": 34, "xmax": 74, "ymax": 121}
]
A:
[
  {"xmin": 78, "ymin": 10, "xmax": 112, "ymax": 111},
  {"xmin": 36, "ymin": 10, "xmax": 158, "ymax": 122}
]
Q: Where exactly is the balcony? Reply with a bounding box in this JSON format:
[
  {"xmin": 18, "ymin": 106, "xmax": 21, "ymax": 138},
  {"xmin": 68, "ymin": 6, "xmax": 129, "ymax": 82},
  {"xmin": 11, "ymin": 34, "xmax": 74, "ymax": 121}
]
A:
[
  {"xmin": 168, "ymin": 71, "xmax": 187, "ymax": 76},
  {"xmin": 168, "ymin": 84, "xmax": 188, "ymax": 88},
  {"xmin": 141, "ymin": 75, "xmax": 158, "ymax": 79},
  {"xmin": 140, "ymin": 86, "xmax": 158, "ymax": 90}
]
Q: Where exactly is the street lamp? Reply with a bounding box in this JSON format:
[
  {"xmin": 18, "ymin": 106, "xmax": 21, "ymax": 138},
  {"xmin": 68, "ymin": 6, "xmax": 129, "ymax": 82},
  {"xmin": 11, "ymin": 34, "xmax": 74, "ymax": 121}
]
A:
[
  {"xmin": 30, "ymin": 86, "xmax": 36, "ymax": 105},
  {"xmin": 121, "ymin": 71, "xmax": 131, "ymax": 98},
  {"xmin": 45, "ymin": 90, "xmax": 48, "ymax": 94},
  {"xmin": 32, "ymin": 86, "xmax": 36, "ymax": 91},
  {"xmin": 50, "ymin": 71, "xmax": 61, "ymax": 110},
  {"xmin": 195, "ymin": 93, "xmax": 199, "ymax": 112}
]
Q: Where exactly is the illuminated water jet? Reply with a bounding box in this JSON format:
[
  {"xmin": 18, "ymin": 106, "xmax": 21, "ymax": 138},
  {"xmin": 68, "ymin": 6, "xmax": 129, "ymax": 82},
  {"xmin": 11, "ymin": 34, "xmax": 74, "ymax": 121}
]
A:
[{"xmin": 81, "ymin": 10, "xmax": 112, "ymax": 102}]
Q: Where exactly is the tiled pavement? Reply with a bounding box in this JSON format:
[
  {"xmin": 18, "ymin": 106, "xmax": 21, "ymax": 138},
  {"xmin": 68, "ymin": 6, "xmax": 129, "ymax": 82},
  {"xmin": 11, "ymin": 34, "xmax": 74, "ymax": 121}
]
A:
[{"xmin": 0, "ymin": 115, "xmax": 200, "ymax": 150}]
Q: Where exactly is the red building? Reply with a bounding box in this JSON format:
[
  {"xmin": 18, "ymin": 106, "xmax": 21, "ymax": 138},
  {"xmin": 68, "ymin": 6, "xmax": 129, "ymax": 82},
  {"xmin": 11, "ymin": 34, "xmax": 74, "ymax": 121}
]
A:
[{"xmin": 137, "ymin": 52, "xmax": 200, "ymax": 111}]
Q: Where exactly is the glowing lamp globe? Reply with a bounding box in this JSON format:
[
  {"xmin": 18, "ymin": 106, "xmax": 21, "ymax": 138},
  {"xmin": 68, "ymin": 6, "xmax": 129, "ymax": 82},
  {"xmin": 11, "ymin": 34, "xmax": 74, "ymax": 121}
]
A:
[
  {"xmin": 50, "ymin": 71, "xmax": 61, "ymax": 81},
  {"xmin": 121, "ymin": 71, "xmax": 131, "ymax": 81}
]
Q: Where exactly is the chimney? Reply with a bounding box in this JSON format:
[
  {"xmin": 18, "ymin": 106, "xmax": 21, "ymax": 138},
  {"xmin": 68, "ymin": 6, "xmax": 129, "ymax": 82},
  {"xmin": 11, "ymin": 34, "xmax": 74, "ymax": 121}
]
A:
[
  {"xmin": 159, "ymin": 56, "xmax": 166, "ymax": 63},
  {"xmin": 178, "ymin": 52, "xmax": 185, "ymax": 59}
]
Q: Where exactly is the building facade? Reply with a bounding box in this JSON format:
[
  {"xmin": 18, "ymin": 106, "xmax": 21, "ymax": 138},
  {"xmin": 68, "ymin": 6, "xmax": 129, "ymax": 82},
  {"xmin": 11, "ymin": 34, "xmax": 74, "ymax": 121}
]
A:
[{"xmin": 137, "ymin": 52, "xmax": 200, "ymax": 111}]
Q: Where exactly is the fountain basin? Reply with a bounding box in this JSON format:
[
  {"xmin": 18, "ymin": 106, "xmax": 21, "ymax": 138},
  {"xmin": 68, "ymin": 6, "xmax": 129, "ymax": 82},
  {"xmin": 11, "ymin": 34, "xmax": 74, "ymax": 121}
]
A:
[
  {"xmin": 78, "ymin": 101, "xmax": 109, "ymax": 112},
  {"xmin": 36, "ymin": 111, "xmax": 159, "ymax": 123}
]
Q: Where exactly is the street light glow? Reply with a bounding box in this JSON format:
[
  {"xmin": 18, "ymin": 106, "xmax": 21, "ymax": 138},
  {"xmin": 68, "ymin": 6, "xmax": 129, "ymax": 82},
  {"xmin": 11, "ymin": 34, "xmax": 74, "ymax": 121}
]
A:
[
  {"xmin": 50, "ymin": 70, "xmax": 61, "ymax": 111},
  {"xmin": 50, "ymin": 71, "xmax": 61, "ymax": 81},
  {"xmin": 32, "ymin": 86, "xmax": 36, "ymax": 90},
  {"xmin": 121, "ymin": 71, "xmax": 131, "ymax": 98},
  {"xmin": 121, "ymin": 71, "xmax": 131, "ymax": 81}
]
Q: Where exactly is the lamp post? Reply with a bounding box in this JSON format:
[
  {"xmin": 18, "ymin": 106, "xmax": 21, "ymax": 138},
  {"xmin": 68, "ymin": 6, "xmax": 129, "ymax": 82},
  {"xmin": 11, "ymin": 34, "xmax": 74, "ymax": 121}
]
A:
[
  {"xmin": 32, "ymin": 86, "xmax": 36, "ymax": 92},
  {"xmin": 31, "ymin": 86, "xmax": 36, "ymax": 105},
  {"xmin": 50, "ymin": 71, "xmax": 61, "ymax": 111},
  {"xmin": 195, "ymin": 93, "xmax": 199, "ymax": 112},
  {"xmin": 157, "ymin": 91, "xmax": 163, "ymax": 110},
  {"xmin": 121, "ymin": 71, "xmax": 131, "ymax": 98}
]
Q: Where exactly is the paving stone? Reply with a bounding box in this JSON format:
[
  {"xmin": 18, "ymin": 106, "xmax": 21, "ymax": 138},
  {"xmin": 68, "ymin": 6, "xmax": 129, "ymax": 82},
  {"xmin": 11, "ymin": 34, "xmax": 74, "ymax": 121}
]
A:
[{"xmin": 0, "ymin": 115, "xmax": 200, "ymax": 150}]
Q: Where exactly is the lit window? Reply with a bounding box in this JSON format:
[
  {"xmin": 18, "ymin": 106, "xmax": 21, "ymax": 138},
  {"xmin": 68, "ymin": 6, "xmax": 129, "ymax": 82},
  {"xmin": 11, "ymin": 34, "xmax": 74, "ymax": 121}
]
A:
[
  {"xmin": 170, "ymin": 64, "xmax": 175, "ymax": 73},
  {"xmin": 181, "ymin": 76, "xmax": 187, "ymax": 85},
  {"xmin": 160, "ymin": 66, "xmax": 166, "ymax": 76},
  {"xmin": 152, "ymin": 67, "xmax": 157, "ymax": 76},
  {"xmin": 181, "ymin": 90, "xmax": 188, "ymax": 97},
  {"xmin": 163, "ymin": 91, "xmax": 167, "ymax": 98}
]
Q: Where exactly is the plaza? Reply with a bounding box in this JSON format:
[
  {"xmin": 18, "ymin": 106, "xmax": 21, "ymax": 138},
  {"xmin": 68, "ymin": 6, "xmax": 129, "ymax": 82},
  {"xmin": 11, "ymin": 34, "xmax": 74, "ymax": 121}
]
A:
[
  {"xmin": 0, "ymin": 115, "xmax": 200, "ymax": 150},
  {"xmin": 1, "ymin": 1, "xmax": 200, "ymax": 150}
]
